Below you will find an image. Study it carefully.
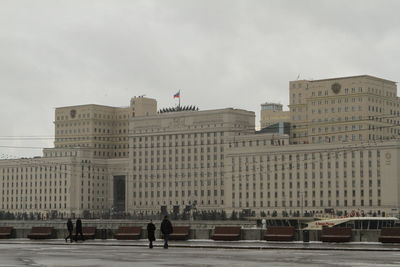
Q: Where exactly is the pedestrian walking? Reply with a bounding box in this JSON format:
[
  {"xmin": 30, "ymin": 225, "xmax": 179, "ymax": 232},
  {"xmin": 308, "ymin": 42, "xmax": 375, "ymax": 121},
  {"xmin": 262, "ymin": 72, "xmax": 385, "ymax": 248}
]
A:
[
  {"xmin": 147, "ymin": 219, "xmax": 156, "ymax": 249},
  {"xmin": 160, "ymin": 215, "xmax": 173, "ymax": 249},
  {"xmin": 75, "ymin": 218, "xmax": 84, "ymax": 242},
  {"xmin": 65, "ymin": 218, "xmax": 74, "ymax": 243}
]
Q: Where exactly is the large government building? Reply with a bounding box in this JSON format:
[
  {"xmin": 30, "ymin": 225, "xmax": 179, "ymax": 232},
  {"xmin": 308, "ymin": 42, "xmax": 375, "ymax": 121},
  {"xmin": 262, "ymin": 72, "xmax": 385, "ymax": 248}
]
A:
[{"xmin": 1, "ymin": 75, "xmax": 400, "ymax": 219}]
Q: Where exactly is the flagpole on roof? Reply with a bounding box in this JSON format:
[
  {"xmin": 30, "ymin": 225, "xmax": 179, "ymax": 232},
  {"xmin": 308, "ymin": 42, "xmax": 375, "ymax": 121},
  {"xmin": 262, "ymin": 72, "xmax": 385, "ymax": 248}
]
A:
[{"xmin": 179, "ymin": 90, "xmax": 181, "ymax": 108}]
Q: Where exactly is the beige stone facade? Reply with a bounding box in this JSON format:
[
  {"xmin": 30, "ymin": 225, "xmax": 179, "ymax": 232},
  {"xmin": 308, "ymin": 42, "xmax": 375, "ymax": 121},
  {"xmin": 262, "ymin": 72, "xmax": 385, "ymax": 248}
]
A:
[
  {"xmin": 54, "ymin": 97, "xmax": 157, "ymax": 158},
  {"xmin": 289, "ymin": 75, "xmax": 400, "ymax": 144},
  {"xmin": 127, "ymin": 108, "xmax": 255, "ymax": 214},
  {"xmin": 1, "ymin": 76, "xmax": 400, "ymax": 218},
  {"xmin": 225, "ymin": 138, "xmax": 400, "ymax": 217},
  {"xmin": 0, "ymin": 147, "xmax": 131, "ymax": 218},
  {"xmin": 0, "ymin": 149, "xmax": 101, "ymax": 217}
]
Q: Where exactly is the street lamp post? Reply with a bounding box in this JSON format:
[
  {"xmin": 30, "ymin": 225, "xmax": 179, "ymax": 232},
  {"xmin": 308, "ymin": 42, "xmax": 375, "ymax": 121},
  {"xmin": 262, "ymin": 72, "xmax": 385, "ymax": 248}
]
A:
[
  {"xmin": 301, "ymin": 192, "xmax": 304, "ymax": 217},
  {"xmin": 110, "ymin": 206, "xmax": 114, "ymax": 219},
  {"xmin": 298, "ymin": 191, "xmax": 305, "ymax": 241}
]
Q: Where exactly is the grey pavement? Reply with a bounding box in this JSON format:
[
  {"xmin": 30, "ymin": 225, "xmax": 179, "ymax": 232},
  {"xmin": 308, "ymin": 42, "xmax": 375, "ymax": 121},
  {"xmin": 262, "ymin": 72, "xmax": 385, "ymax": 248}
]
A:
[
  {"xmin": 2, "ymin": 239, "xmax": 400, "ymax": 251},
  {"xmin": 1, "ymin": 242, "xmax": 400, "ymax": 267},
  {"xmin": 1, "ymin": 240, "xmax": 400, "ymax": 266}
]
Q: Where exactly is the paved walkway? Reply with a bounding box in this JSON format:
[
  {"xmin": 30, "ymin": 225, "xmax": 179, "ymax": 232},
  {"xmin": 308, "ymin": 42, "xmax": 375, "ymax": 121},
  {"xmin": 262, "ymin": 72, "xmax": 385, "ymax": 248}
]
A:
[
  {"xmin": 1, "ymin": 242, "xmax": 400, "ymax": 266},
  {"xmin": 1, "ymin": 239, "xmax": 400, "ymax": 251}
]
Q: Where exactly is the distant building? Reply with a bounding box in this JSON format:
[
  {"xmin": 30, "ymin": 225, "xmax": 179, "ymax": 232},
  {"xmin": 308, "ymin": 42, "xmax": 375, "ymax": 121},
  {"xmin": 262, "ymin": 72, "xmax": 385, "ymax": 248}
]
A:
[
  {"xmin": 260, "ymin": 102, "xmax": 290, "ymax": 129},
  {"xmin": 258, "ymin": 122, "xmax": 291, "ymax": 135}
]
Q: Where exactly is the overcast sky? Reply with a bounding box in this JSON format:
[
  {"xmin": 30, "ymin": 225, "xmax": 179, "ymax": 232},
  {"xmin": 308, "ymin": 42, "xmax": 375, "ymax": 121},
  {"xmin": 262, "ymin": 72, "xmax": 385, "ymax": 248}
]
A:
[{"xmin": 1, "ymin": 0, "xmax": 400, "ymax": 158}]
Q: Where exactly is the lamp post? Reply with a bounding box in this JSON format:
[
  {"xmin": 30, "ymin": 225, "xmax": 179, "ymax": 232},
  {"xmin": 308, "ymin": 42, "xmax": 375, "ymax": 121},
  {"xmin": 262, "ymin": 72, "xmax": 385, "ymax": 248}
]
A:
[
  {"xmin": 110, "ymin": 206, "xmax": 114, "ymax": 219},
  {"xmin": 191, "ymin": 200, "xmax": 197, "ymax": 222},
  {"xmin": 298, "ymin": 191, "xmax": 305, "ymax": 242},
  {"xmin": 97, "ymin": 196, "xmax": 105, "ymax": 221},
  {"xmin": 299, "ymin": 191, "xmax": 304, "ymax": 217},
  {"xmin": 22, "ymin": 196, "xmax": 26, "ymax": 221}
]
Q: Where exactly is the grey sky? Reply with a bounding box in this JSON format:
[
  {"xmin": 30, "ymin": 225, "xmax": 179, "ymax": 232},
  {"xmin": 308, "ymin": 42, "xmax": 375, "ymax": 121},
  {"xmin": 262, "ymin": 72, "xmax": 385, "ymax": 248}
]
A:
[{"xmin": 1, "ymin": 0, "xmax": 400, "ymax": 158}]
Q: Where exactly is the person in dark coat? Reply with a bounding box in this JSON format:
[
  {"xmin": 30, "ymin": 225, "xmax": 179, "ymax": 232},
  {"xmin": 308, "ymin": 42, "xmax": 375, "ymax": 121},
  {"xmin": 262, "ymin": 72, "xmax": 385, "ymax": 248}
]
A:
[
  {"xmin": 147, "ymin": 219, "xmax": 156, "ymax": 249},
  {"xmin": 75, "ymin": 218, "xmax": 84, "ymax": 241},
  {"xmin": 65, "ymin": 218, "xmax": 74, "ymax": 243},
  {"xmin": 160, "ymin": 215, "xmax": 173, "ymax": 249}
]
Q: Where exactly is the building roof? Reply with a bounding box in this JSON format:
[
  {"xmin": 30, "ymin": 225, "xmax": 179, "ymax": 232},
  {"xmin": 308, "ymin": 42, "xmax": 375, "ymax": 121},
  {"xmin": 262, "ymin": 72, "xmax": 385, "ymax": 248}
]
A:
[
  {"xmin": 293, "ymin": 75, "xmax": 397, "ymax": 84},
  {"xmin": 261, "ymin": 102, "xmax": 283, "ymax": 106},
  {"xmin": 55, "ymin": 103, "xmax": 123, "ymax": 110}
]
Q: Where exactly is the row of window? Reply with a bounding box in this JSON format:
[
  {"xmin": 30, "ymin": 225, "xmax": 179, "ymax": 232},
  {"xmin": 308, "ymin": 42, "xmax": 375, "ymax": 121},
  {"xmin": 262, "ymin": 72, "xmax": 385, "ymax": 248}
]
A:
[
  {"xmin": 1, "ymin": 166, "xmax": 68, "ymax": 173},
  {"xmin": 133, "ymin": 189, "xmax": 224, "ymax": 198},
  {"xmin": 3, "ymin": 203, "xmax": 68, "ymax": 210},
  {"xmin": 57, "ymin": 112, "xmax": 129, "ymax": 121},
  {"xmin": 232, "ymin": 179, "xmax": 381, "ymax": 192},
  {"xmin": 230, "ymin": 150, "xmax": 380, "ymax": 163},
  {"xmin": 57, "ymin": 121, "xmax": 128, "ymax": 127},
  {"xmin": 312, "ymin": 106, "xmax": 363, "ymax": 114},
  {"xmin": 233, "ymin": 188, "xmax": 381, "ymax": 200},
  {"xmin": 2, "ymin": 180, "xmax": 68, "ymax": 188},
  {"xmin": 133, "ymin": 199, "xmax": 223, "ymax": 207},
  {"xmin": 133, "ymin": 132, "xmax": 225, "ymax": 142},
  {"xmin": 232, "ymin": 199, "xmax": 381, "ymax": 208}
]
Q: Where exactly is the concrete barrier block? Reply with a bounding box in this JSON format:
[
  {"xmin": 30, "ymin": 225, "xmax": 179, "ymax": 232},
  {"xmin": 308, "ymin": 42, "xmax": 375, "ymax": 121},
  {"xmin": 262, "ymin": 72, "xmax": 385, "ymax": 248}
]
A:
[
  {"xmin": 353, "ymin": 229, "xmax": 380, "ymax": 242},
  {"xmin": 241, "ymin": 229, "xmax": 263, "ymax": 240},
  {"xmin": 193, "ymin": 228, "xmax": 211, "ymax": 239}
]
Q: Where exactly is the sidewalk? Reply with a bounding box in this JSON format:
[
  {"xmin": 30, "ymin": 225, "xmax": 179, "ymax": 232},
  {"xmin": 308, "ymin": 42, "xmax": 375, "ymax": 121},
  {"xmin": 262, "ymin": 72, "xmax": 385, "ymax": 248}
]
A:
[{"xmin": 1, "ymin": 239, "xmax": 400, "ymax": 252}]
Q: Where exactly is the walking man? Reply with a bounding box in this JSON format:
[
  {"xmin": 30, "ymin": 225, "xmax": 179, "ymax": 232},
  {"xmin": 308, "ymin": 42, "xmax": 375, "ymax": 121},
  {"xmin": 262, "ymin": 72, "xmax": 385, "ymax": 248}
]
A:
[
  {"xmin": 161, "ymin": 215, "xmax": 173, "ymax": 249},
  {"xmin": 75, "ymin": 218, "xmax": 84, "ymax": 242},
  {"xmin": 147, "ymin": 219, "xmax": 156, "ymax": 249},
  {"xmin": 65, "ymin": 218, "xmax": 74, "ymax": 243}
]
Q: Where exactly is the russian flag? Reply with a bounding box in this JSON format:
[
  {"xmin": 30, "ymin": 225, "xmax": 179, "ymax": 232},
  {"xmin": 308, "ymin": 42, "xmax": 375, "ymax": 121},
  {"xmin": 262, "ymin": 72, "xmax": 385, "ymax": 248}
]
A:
[{"xmin": 173, "ymin": 91, "xmax": 180, "ymax": 98}]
